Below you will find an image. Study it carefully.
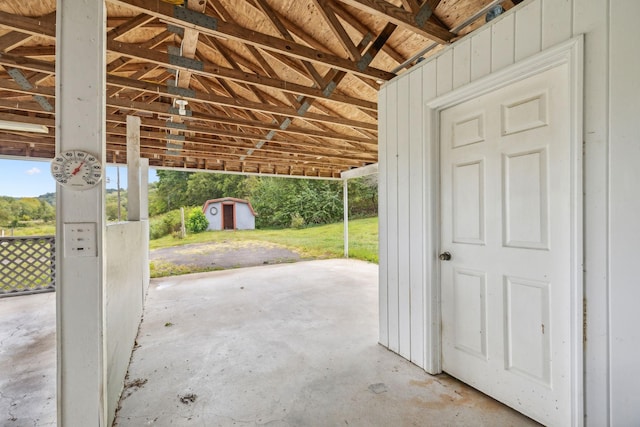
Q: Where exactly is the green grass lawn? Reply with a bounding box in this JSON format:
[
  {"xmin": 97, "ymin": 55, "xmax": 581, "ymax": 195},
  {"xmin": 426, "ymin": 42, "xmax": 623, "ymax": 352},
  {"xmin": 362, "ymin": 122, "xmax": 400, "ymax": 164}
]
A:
[
  {"xmin": 2, "ymin": 223, "xmax": 56, "ymax": 237},
  {"xmin": 151, "ymin": 216, "xmax": 379, "ymax": 263},
  {"xmin": 3, "ymin": 218, "xmax": 378, "ymax": 280}
]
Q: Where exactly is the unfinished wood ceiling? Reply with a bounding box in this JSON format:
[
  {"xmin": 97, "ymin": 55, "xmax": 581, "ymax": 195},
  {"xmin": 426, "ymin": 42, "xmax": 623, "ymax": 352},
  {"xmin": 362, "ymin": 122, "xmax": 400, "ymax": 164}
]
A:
[{"xmin": 0, "ymin": 0, "xmax": 511, "ymax": 177}]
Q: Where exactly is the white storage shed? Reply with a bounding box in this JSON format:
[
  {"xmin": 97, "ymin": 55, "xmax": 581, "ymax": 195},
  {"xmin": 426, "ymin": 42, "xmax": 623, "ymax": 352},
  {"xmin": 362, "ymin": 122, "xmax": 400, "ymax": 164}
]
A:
[{"xmin": 203, "ymin": 198, "xmax": 256, "ymax": 231}]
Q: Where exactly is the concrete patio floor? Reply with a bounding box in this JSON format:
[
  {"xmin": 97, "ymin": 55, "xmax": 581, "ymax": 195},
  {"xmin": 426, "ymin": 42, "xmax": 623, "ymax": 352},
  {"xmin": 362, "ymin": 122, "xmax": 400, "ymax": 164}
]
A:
[
  {"xmin": 1, "ymin": 259, "xmax": 539, "ymax": 426},
  {"xmin": 0, "ymin": 291, "xmax": 56, "ymax": 427},
  {"xmin": 114, "ymin": 259, "xmax": 538, "ymax": 427}
]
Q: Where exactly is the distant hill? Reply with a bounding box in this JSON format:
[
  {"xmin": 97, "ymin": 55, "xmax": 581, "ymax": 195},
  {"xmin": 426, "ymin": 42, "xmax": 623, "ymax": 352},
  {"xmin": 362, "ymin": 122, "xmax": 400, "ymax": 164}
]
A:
[{"xmin": 38, "ymin": 192, "xmax": 56, "ymax": 207}]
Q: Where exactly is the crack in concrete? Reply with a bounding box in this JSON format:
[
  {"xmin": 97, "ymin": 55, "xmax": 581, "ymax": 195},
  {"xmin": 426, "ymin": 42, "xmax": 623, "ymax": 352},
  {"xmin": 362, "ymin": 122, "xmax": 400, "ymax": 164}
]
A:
[{"xmin": 0, "ymin": 390, "xmax": 19, "ymax": 423}]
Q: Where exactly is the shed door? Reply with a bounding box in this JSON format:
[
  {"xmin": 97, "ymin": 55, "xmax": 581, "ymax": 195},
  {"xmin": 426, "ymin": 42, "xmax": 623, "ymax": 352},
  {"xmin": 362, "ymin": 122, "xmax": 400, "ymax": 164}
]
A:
[
  {"xmin": 439, "ymin": 65, "xmax": 573, "ymax": 425},
  {"xmin": 223, "ymin": 204, "xmax": 234, "ymax": 230}
]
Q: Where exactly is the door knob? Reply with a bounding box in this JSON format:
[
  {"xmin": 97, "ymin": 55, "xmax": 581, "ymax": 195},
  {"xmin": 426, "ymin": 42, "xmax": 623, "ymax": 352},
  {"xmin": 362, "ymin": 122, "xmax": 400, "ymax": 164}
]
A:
[{"xmin": 439, "ymin": 251, "xmax": 452, "ymax": 261}]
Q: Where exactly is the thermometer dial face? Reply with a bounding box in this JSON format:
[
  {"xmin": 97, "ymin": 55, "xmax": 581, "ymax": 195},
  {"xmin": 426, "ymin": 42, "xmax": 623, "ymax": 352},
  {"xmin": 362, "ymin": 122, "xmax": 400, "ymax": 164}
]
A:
[{"xmin": 50, "ymin": 150, "xmax": 103, "ymax": 190}]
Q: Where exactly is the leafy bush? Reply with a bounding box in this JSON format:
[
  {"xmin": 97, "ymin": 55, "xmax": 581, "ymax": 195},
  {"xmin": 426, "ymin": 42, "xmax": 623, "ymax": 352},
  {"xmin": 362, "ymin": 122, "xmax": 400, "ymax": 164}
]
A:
[
  {"xmin": 249, "ymin": 178, "xmax": 343, "ymax": 229},
  {"xmin": 290, "ymin": 212, "xmax": 305, "ymax": 229},
  {"xmin": 186, "ymin": 207, "xmax": 208, "ymax": 233},
  {"xmin": 149, "ymin": 209, "xmax": 183, "ymax": 239}
]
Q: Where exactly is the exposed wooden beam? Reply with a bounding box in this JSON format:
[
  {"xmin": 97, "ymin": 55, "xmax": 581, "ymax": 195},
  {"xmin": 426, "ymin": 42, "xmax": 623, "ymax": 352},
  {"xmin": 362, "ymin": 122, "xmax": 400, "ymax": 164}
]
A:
[
  {"xmin": 107, "ymin": 13, "xmax": 155, "ymax": 40},
  {"xmin": 106, "ymin": 114, "xmax": 374, "ymax": 151},
  {"xmin": 0, "ymin": 11, "xmax": 56, "ymax": 39},
  {"xmin": 107, "ymin": 0, "xmax": 395, "ymax": 81},
  {"xmin": 0, "ymin": 43, "xmax": 377, "ymax": 113},
  {"xmin": 329, "ymin": 0, "xmax": 405, "ymax": 64},
  {"xmin": 107, "ymin": 98, "xmax": 376, "ymax": 143},
  {"xmin": 105, "ymin": 127, "xmax": 375, "ymax": 163},
  {"xmin": 107, "ymin": 40, "xmax": 377, "ymax": 111},
  {"xmin": 333, "ymin": 0, "xmax": 453, "ymax": 43},
  {"xmin": 400, "ymin": 0, "xmax": 420, "ymax": 13},
  {"xmin": 107, "ymin": 77, "xmax": 377, "ymax": 130},
  {"xmin": 0, "ymin": 78, "xmax": 376, "ymax": 147}
]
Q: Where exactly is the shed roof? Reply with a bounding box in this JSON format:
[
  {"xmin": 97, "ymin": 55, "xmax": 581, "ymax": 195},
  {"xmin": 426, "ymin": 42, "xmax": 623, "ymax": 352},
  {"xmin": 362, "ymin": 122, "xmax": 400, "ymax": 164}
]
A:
[{"xmin": 0, "ymin": 0, "xmax": 515, "ymax": 178}]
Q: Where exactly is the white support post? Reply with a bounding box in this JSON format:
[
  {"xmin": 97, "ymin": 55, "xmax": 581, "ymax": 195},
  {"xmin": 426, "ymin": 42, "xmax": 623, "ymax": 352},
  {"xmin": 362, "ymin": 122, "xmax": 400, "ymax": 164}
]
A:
[
  {"xmin": 341, "ymin": 164, "xmax": 378, "ymax": 259},
  {"xmin": 343, "ymin": 179, "xmax": 349, "ymax": 258},
  {"xmin": 140, "ymin": 158, "xmax": 149, "ymax": 221},
  {"xmin": 55, "ymin": 0, "xmax": 107, "ymax": 425},
  {"xmin": 127, "ymin": 116, "xmax": 141, "ymax": 221},
  {"xmin": 140, "ymin": 158, "xmax": 150, "ymax": 292}
]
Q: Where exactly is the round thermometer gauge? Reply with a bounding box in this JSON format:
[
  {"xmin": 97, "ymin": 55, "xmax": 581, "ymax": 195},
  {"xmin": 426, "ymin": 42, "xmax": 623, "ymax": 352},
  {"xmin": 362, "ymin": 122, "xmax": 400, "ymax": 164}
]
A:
[{"xmin": 50, "ymin": 150, "xmax": 103, "ymax": 190}]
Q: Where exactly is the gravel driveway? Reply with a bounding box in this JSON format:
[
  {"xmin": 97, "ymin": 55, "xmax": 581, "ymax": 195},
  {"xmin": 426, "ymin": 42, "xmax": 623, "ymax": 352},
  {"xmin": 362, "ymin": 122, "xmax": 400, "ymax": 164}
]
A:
[{"xmin": 150, "ymin": 240, "xmax": 302, "ymax": 270}]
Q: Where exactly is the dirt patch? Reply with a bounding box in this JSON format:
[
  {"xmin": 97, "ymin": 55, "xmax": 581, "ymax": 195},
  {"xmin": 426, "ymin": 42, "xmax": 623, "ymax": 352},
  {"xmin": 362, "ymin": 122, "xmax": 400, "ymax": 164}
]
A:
[{"xmin": 150, "ymin": 240, "xmax": 302, "ymax": 271}]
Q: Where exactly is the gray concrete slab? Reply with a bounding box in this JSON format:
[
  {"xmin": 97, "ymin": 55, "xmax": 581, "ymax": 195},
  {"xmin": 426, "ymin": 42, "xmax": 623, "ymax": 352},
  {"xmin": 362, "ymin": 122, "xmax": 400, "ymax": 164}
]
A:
[
  {"xmin": 0, "ymin": 291, "xmax": 56, "ymax": 427},
  {"xmin": 115, "ymin": 260, "xmax": 539, "ymax": 427}
]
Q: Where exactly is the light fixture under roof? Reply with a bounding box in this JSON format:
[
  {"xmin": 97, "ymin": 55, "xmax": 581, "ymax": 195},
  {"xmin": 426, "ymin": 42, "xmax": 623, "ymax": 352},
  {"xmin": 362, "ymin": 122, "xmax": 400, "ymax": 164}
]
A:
[
  {"xmin": 0, "ymin": 119, "xmax": 49, "ymax": 134},
  {"xmin": 175, "ymin": 99, "xmax": 188, "ymax": 116}
]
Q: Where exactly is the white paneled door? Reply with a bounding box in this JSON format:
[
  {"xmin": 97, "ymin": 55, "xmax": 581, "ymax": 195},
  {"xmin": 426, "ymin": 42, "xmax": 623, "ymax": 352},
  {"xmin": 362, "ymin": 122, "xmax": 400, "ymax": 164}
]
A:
[{"xmin": 440, "ymin": 64, "xmax": 573, "ymax": 426}]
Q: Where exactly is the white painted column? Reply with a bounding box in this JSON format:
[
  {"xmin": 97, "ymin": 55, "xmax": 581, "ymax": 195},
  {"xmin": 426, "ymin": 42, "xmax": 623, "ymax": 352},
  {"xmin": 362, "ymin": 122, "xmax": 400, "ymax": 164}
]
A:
[
  {"xmin": 140, "ymin": 158, "xmax": 149, "ymax": 221},
  {"xmin": 343, "ymin": 179, "xmax": 349, "ymax": 258},
  {"xmin": 141, "ymin": 158, "xmax": 150, "ymax": 292},
  {"xmin": 126, "ymin": 116, "xmax": 141, "ymax": 221},
  {"xmin": 55, "ymin": 0, "xmax": 107, "ymax": 425}
]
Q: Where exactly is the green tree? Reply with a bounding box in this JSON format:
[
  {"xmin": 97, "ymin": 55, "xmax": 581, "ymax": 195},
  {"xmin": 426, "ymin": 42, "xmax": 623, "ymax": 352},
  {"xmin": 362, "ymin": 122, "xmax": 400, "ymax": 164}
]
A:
[
  {"xmin": 153, "ymin": 170, "xmax": 190, "ymax": 212},
  {"xmin": 37, "ymin": 199, "xmax": 55, "ymax": 222},
  {"xmin": 16, "ymin": 198, "xmax": 41, "ymax": 221},
  {"xmin": 248, "ymin": 178, "xmax": 343, "ymax": 228},
  {"xmin": 347, "ymin": 175, "xmax": 378, "ymax": 218},
  {"xmin": 0, "ymin": 198, "xmax": 11, "ymax": 224}
]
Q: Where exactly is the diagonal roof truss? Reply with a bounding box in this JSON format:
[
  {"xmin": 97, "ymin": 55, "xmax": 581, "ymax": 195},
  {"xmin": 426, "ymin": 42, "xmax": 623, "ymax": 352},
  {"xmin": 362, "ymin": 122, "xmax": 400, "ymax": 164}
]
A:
[{"xmin": 0, "ymin": 0, "xmax": 512, "ymax": 177}]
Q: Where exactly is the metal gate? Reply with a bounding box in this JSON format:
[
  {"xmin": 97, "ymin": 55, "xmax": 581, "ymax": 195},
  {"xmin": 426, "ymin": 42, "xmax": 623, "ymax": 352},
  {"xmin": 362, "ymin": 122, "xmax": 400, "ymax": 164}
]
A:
[{"xmin": 0, "ymin": 236, "xmax": 55, "ymax": 297}]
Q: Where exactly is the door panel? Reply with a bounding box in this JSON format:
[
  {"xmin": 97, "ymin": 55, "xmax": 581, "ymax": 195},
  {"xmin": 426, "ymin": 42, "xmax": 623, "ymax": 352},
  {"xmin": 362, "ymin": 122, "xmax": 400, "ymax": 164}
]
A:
[
  {"xmin": 502, "ymin": 149, "xmax": 549, "ymax": 249},
  {"xmin": 223, "ymin": 204, "xmax": 234, "ymax": 230},
  {"xmin": 440, "ymin": 64, "xmax": 572, "ymax": 425},
  {"xmin": 453, "ymin": 160, "xmax": 485, "ymax": 244}
]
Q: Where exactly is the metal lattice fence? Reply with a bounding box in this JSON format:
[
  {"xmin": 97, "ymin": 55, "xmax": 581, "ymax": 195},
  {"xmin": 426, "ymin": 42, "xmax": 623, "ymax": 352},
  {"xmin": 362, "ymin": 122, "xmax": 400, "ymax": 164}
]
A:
[{"xmin": 0, "ymin": 236, "xmax": 55, "ymax": 297}]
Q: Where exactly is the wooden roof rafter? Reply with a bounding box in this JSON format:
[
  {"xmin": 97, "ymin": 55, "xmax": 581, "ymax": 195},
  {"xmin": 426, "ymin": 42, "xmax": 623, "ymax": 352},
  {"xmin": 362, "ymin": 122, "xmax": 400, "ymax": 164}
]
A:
[{"xmin": 0, "ymin": 0, "xmax": 504, "ymax": 176}]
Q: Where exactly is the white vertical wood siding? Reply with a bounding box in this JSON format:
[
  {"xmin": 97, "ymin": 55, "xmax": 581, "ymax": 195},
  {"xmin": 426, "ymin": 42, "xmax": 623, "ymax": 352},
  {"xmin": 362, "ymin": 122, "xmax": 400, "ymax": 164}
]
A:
[{"xmin": 378, "ymin": 0, "xmax": 640, "ymax": 423}]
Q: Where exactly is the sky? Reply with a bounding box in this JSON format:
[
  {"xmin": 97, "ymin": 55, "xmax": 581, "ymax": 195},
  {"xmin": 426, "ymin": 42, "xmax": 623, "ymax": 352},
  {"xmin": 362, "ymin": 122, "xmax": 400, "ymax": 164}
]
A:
[{"xmin": 0, "ymin": 158, "xmax": 158, "ymax": 198}]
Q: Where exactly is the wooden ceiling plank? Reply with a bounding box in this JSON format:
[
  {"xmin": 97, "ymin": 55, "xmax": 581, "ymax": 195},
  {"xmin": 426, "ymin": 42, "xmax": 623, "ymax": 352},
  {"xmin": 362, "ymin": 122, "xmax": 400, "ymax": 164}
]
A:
[
  {"xmin": 311, "ymin": 0, "xmax": 362, "ymax": 61},
  {"xmin": 333, "ymin": 0, "xmax": 453, "ymax": 43},
  {"xmin": 248, "ymin": 0, "xmax": 326, "ymax": 88},
  {"xmin": 205, "ymin": 36, "xmax": 312, "ymax": 122},
  {"xmin": 106, "ymin": 0, "xmax": 395, "ymax": 81},
  {"xmin": 329, "ymin": 0, "xmax": 405, "ymax": 64},
  {"xmin": 209, "ymin": 32, "xmax": 316, "ymax": 105},
  {"xmin": 0, "ymin": 11, "xmax": 375, "ymax": 110},
  {"xmin": 202, "ymin": 1, "xmax": 312, "ymax": 96},
  {"xmin": 240, "ymin": 18, "xmax": 393, "ymax": 162},
  {"xmin": 292, "ymin": 22, "xmax": 395, "ymax": 130}
]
